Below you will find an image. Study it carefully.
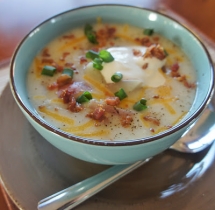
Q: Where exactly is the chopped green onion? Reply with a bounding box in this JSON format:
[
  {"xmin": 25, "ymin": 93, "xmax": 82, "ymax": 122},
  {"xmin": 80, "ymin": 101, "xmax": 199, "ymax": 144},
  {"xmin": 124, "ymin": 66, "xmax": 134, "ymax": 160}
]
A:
[
  {"xmin": 84, "ymin": 23, "xmax": 98, "ymax": 44},
  {"xmin": 114, "ymin": 88, "xmax": 127, "ymax": 100},
  {"xmin": 84, "ymin": 23, "xmax": 93, "ymax": 34},
  {"xmin": 93, "ymin": 58, "xmax": 103, "ymax": 70},
  {"xmin": 144, "ymin": 28, "xmax": 154, "ymax": 36},
  {"xmin": 86, "ymin": 50, "xmax": 114, "ymax": 70},
  {"xmin": 111, "ymin": 72, "xmax": 123, "ymax": 83},
  {"xmin": 86, "ymin": 32, "xmax": 98, "ymax": 44},
  {"xmin": 76, "ymin": 91, "xmax": 92, "ymax": 103},
  {"xmin": 76, "ymin": 95, "xmax": 89, "ymax": 103},
  {"xmin": 86, "ymin": 50, "xmax": 99, "ymax": 60},
  {"xmin": 133, "ymin": 98, "xmax": 147, "ymax": 111},
  {"xmin": 99, "ymin": 50, "xmax": 114, "ymax": 62},
  {"xmin": 62, "ymin": 68, "xmax": 74, "ymax": 78},
  {"xmin": 41, "ymin": 65, "xmax": 56, "ymax": 76}
]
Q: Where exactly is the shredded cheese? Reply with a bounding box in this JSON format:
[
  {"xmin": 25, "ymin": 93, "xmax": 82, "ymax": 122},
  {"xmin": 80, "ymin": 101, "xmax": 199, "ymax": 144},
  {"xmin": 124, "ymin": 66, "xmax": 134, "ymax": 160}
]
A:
[
  {"xmin": 63, "ymin": 120, "xmax": 95, "ymax": 132},
  {"xmin": 84, "ymin": 75, "xmax": 114, "ymax": 96},
  {"xmin": 38, "ymin": 106, "xmax": 74, "ymax": 125},
  {"xmin": 58, "ymin": 36, "xmax": 86, "ymax": 51},
  {"xmin": 51, "ymin": 98, "xmax": 64, "ymax": 104},
  {"xmin": 72, "ymin": 129, "xmax": 110, "ymax": 138}
]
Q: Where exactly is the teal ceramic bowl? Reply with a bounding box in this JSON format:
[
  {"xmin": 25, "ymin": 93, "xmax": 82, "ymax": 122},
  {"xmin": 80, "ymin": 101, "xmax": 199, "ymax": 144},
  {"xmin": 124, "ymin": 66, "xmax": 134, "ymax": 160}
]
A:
[{"xmin": 10, "ymin": 5, "xmax": 214, "ymax": 165}]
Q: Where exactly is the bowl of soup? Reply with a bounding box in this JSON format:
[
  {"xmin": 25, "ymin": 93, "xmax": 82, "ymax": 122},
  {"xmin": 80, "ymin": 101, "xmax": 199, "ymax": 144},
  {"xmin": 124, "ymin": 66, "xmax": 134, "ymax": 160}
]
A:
[{"xmin": 10, "ymin": 4, "xmax": 214, "ymax": 165}]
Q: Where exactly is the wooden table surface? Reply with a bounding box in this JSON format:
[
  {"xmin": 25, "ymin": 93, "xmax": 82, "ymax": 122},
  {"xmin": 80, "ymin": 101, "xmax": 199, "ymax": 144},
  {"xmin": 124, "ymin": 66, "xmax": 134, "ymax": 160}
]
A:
[{"xmin": 1, "ymin": 0, "xmax": 215, "ymax": 209}]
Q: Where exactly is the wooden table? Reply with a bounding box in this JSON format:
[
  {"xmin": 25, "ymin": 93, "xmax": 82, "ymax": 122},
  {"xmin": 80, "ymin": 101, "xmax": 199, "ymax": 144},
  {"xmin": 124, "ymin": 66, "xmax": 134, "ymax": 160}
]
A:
[{"xmin": 1, "ymin": 0, "xmax": 215, "ymax": 209}]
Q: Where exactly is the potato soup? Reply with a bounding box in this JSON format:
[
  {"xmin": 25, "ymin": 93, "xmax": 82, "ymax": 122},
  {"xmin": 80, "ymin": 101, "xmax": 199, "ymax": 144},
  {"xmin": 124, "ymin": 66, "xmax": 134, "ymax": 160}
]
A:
[{"xmin": 27, "ymin": 21, "xmax": 196, "ymax": 141}]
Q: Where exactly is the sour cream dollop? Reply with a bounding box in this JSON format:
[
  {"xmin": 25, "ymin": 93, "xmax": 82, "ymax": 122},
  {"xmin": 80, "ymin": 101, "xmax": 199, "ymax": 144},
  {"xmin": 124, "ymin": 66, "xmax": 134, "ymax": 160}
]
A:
[{"xmin": 100, "ymin": 46, "xmax": 166, "ymax": 88}]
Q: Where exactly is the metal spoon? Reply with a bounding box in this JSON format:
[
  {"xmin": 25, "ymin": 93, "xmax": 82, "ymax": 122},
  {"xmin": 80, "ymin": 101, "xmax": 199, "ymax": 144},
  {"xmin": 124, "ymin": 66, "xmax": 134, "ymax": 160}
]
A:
[{"xmin": 38, "ymin": 107, "xmax": 215, "ymax": 210}]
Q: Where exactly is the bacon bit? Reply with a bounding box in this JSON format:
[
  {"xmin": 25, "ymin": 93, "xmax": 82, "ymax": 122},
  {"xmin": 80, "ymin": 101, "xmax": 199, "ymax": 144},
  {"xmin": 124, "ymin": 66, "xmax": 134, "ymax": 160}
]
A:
[
  {"xmin": 68, "ymin": 96, "xmax": 83, "ymax": 112},
  {"xmin": 153, "ymin": 95, "xmax": 160, "ymax": 99},
  {"xmin": 47, "ymin": 82, "xmax": 58, "ymax": 90},
  {"xmin": 135, "ymin": 37, "xmax": 152, "ymax": 46},
  {"xmin": 60, "ymin": 52, "xmax": 70, "ymax": 61},
  {"xmin": 107, "ymin": 27, "xmax": 116, "ymax": 37},
  {"xmin": 121, "ymin": 114, "xmax": 133, "ymax": 127},
  {"xmin": 59, "ymin": 89, "xmax": 75, "ymax": 104},
  {"xmin": 143, "ymin": 115, "xmax": 160, "ymax": 126},
  {"xmin": 57, "ymin": 74, "xmax": 73, "ymax": 87},
  {"xmin": 151, "ymin": 45, "xmax": 166, "ymax": 60},
  {"xmin": 133, "ymin": 49, "xmax": 142, "ymax": 57},
  {"xmin": 42, "ymin": 48, "xmax": 50, "ymax": 57},
  {"xmin": 97, "ymin": 26, "xmax": 116, "ymax": 39},
  {"xmin": 142, "ymin": 63, "xmax": 148, "ymax": 69},
  {"xmin": 87, "ymin": 105, "xmax": 106, "ymax": 121},
  {"xmin": 170, "ymin": 63, "xmax": 180, "ymax": 77},
  {"xmin": 41, "ymin": 58, "xmax": 54, "ymax": 64},
  {"xmin": 79, "ymin": 56, "xmax": 88, "ymax": 64},
  {"xmin": 171, "ymin": 63, "xmax": 180, "ymax": 72},
  {"xmin": 96, "ymin": 25, "xmax": 117, "ymax": 47},
  {"xmin": 62, "ymin": 34, "xmax": 75, "ymax": 39},
  {"xmin": 140, "ymin": 37, "xmax": 152, "ymax": 47},
  {"xmin": 65, "ymin": 62, "xmax": 75, "ymax": 68},
  {"xmin": 58, "ymin": 88, "xmax": 83, "ymax": 112},
  {"xmin": 105, "ymin": 97, "xmax": 120, "ymax": 106},
  {"xmin": 144, "ymin": 44, "xmax": 166, "ymax": 60},
  {"xmin": 56, "ymin": 65, "xmax": 64, "ymax": 72},
  {"xmin": 178, "ymin": 75, "xmax": 196, "ymax": 88}
]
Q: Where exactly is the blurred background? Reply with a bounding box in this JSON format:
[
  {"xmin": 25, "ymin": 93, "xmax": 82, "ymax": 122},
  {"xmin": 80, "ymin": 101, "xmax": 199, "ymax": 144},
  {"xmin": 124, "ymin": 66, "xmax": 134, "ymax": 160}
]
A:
[{"xmin": 1, "ymin": 0, "xmax": 215, "ymax": 62}]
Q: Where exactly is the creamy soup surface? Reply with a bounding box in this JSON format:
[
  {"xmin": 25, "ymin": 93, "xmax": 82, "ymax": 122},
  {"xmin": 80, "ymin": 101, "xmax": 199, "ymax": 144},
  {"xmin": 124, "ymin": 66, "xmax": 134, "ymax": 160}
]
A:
[{"xmin": 27, "ymin": 21, "xmax": 196, "ymax": 141}]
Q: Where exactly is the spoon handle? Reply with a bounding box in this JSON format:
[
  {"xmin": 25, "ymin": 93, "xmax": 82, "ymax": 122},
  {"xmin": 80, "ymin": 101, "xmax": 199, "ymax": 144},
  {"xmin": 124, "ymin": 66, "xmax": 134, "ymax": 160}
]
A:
[{"xmin": 37, "ymin": 159, "xmax": 150, "ymax": 210}]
